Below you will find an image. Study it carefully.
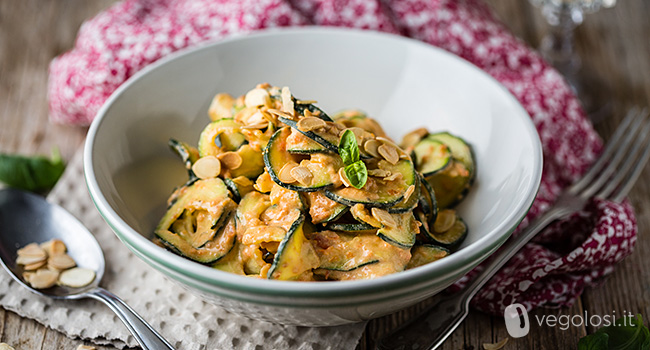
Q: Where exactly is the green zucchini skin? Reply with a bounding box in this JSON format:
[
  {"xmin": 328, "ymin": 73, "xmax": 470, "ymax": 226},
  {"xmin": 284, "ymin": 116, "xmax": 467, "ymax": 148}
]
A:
[
  {"xmin": 263, "ymin": 127, "xmax": 335, "ymax": 192},
  {"xmin": 293, "ymin": 101, "xmax": 333, "ymax": 122},
  {"xmin": 324, "ymin": 222, "xmax": 376, "ymax": 233},
  {"xmin": 278, "ymin": 116, "xmax": 339, "ymax": 153},
  {"xmin": 429, "ymin": 215, "xmax": 468, "ymax": 249},
  {"xmin": 310, "ymin": 204, "xmax": 349, "ymax": 225},
  {"xmin": 285, "ymin": 127, "xmax": 331, "ymax": 155},
  {"xmin": 224, "ymin": 177, "xmax": 255, "ymax": 203},
  {"xmin": 413, "ymin": 138, "xmax": 451, "ymax": 176},
  {"xmin": 423, "ymin": 132, "xmax": 476, "ymax": 209},
  {"xmin": 318, "ymin": 259, "xmax": 379, "ymax": 272},
  {"xmin": 428, "ymin": 132, "xmax": 475, "ymax": 175},
  {"xmin": 387, "ymin": 172, "xmax": 421, "ymax": 214},
  {"xmin": 155, "ymin": 178, "xmax": 237, "ymax": 264},
  {"xmin": 224, "ymin": 178, "xmax": 241, "ymax": 202},
  {"xmin": 267, "ymin": 213, "xmax": 319, "ymax": 280},
  {"xmin": 376, "ymin": 212, "xmax": 418, "ymax": 249},
  {"xmin": 324, "ymin": 159, "xmax": 416, "ymax": 209},
  {"xmin": 198, "ymin": 118, "xmax": 243, "ymax": 157},
  {"xmin": 168, "ymin": 138, "xmax": 200, "ymax": 185},
  {"xmin": 418, "ymin": 172, "xmax": 438, "ymax": 224},
  {"xmin": 214, "ymin": 132, "xmax": 248, "ymax": 151}
]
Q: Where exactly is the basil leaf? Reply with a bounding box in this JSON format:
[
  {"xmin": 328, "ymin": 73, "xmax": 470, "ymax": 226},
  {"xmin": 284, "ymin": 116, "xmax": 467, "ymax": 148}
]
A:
[
  {"xmin": 578, "ymin": 314, "xmax": 650, "ymax": 350},
  {"xmin": 338, "ymin": 129, "xmax": 359, "ymax": 166},
  {"xmin": 578, "ymin": 333, "xmax": 609, "ymax": 350},
  {"xmin": 344, "ymin": 160, "xmax": 367, "ymax": 189},
  {"xmin": 0, "ymin": 148, "xmax": 65, "ymax": 193}
]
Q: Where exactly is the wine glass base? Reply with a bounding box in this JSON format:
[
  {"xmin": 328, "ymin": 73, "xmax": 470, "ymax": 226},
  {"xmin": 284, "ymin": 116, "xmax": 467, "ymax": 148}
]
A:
[{"xmin": 563, "ymin": 66, "xmax": 614, "ymax": 125}]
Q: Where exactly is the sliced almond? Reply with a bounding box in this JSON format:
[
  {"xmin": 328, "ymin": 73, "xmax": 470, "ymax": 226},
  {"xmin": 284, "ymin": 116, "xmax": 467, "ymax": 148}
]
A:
[
  {"xmin": 378, "ymin": 144, "xmax": 399, "ymax": 165},
  {"xmin": 297, "ymin": 117, "xmax": 327, "ymax": 132},
  {"xmin": 376, "ymin": 136, "xmax": 398, "ymax": 146},
  {"xmin": 218, "ymin": 152, "xmax": 243, "ymax": 170},
  {"xmin": 41, "ymin": 239, "xmax": 67, "ymax": 256},
  {"xmin": 290, "ymin": 166, "xmax": 313, "ymax": 186},
  {"xmin": 208, "ymin": 93, "xmax": 234, "ymax": 121},
  {"xmin": 371, "ymin": 208, "xmax": 397, "ymax": 228},
  {"xmin": 363, "ymin": 139, "xmax": 381, "ymax": 158},
  {"xmin": 296, "ymin": 99, "xmax": 317, "ymax": 104},
  {"xmin": 24, "ymin": 260, "xmax": 47, "ymax": 271},
  {"xmin": 245, "ymin": 110, "xmax": 267, "ymax": 125},
  {"xmin": 351, "ymin": 204, "xmax": 382, "ymax": 228},
  {"xmin": 48, "ymin": 253, "xmax": 76, "ymax": 270},
  {"xmin": 384, "ymin": 172, "xmax": 403, "ymax": 182},
  {"xmin": 232, "ymin": 176, "xmax": 253, "ymax": 187},
  {"xmin": 191, "ymin": 156, "xmax": 221, "ymax": 179},
  {"xmin": 433, "ymin": 209, "xmax": 456, "ymax": 233},
  {"xmin": 17, "ymin": 243, "xmax": 47, "ymax": 258},
  {"xmin": 244, "ymin": 88, "xmax": 271, "ymax": 108},
  {"xmin": 404, "ymin": 185, "xmax": 416, "ymax": 202},
  {"xmin": 400, "ymin": 127, "xmax": 428, "ymax": 148},
  {"xmin": 260, "ymin": 109, "xmax": 276, "ymax": 124},
  {"xmin": 368, "ymin": 168, "xmax": 390, "ymax": 177},
  {"xmin": 338, "ymin": 168, "xmax": 351, "ymax": 187},
  {"xmin": 22, "ymin": 271, "xmax": 35, "ymax": 282},
  {"xmin": 266, "ymin": 108, "xmax": 293, "ymax": 118},
  {"xmin": 254, "ymin": 171, "xmax": 275, "ymax": 193},
  {"xmin": 241, "ymin": 122, "xmax": 268, "ymax": 130},
  {"xmin": 59, "ymin": 267, "xmax": 96, "ymax": 288},
  {"xmin": 28, "ymin": 268, "xmax": 59, "ymax": 289},
  {"xmin": 16, "ymin": 254, "xmax": 46, "ymax": 266},
  {"xmin": 280, "ymin": 86, "xmax": 294, "ymax": 116},
  {"xmin": 483, "ymin": 338, "xmax": 508, "ymax": 350},
  {"xmin": 278, "ymin": 162, "xmax": 299, "ymax": 184},
  {"xmin": 76, "ymin": 345, "xmax": 96, "ymax": 350}
]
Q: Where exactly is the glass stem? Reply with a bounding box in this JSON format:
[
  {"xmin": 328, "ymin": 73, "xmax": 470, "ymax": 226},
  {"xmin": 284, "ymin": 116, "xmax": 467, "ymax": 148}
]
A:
[{"xmin": 540, "ymin": 4, "xmax": 582, "ymax": 90}]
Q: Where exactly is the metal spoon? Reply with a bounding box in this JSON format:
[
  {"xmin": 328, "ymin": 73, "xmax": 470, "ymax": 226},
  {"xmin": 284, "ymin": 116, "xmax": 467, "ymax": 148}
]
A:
[{"xmin": 0, "ymin": 188, "xmax": 175, "ymax": 350}]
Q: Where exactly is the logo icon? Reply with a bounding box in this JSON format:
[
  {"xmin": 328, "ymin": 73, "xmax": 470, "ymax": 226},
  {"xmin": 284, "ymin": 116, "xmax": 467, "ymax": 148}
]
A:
[{"xmin": 504, "ymin": 303, "xmax": 530, "ymax": 338}]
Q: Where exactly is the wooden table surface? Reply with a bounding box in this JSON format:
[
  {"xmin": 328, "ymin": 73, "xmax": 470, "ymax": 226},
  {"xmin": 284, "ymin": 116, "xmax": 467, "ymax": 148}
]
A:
[{"xmin": 1, "ymin": 1, "xmax": 649, "ymax": 349}]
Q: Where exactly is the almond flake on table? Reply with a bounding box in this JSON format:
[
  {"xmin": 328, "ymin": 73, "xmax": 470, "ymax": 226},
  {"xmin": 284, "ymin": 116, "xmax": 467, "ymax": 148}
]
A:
[
  {"xmin": 483, "ymin": 338, "xmax": 509, "ymax": 350},
  {"xmin": 76, "ymin": 345, "xmax": 96, "ymax": 350}
]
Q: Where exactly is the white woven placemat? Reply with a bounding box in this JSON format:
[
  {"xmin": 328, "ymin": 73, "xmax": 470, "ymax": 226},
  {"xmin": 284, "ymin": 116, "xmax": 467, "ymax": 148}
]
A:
[{"xmin": 0, "ymin": 149, "xmax": 366, "ymax": 349}]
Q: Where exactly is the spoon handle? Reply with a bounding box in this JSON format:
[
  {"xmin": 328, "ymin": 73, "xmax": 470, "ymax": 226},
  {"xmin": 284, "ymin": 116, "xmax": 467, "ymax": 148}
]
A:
[{"xmin": 86, "ymin": 288, "xmax": 175, "ymax": 350}]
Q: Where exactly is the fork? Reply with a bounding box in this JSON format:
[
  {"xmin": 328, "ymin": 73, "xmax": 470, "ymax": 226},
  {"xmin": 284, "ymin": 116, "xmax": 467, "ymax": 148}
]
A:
[{"xmin": 376, "ymin": 108, "xmax": 650, "ymax": 350}]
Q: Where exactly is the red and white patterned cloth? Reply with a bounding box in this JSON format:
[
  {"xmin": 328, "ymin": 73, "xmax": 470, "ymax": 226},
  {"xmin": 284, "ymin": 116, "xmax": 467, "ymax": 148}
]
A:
[{"xmin": 48, "ymin": 0, "xmax": 637, "ymax": 315}]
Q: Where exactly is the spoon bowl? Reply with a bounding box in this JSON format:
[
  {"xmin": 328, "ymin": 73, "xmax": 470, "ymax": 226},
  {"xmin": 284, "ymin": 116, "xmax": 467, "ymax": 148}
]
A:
[
  {"xmin": 0, "ymin": 188, "xmax": 104, "ymax": 298},
  {"xmin": 0, "ymin": 188, "xmax": 174, "ymax": 350}
]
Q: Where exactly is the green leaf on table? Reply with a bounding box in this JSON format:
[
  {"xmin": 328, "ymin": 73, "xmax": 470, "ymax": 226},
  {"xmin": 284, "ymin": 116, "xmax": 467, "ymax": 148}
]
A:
[
  {"xmin": 0, "ymin": 148, "xmax": 66, "ymax": 193},
  {"xmin": 338, "ymin": 129, "xmax": 360, "ymax": 166},
  {"xmin": 578, "ymin": 332, "xmax": 609, "ymax": 350},
  {"xmin": 578, "ymin": 314, "xmax": 650, "ymax": 350}
]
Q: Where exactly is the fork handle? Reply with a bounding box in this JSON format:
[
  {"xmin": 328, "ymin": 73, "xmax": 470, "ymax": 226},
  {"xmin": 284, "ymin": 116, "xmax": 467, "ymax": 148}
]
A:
[
  {"xmin": 376, "ymin": 208, "xmax": 567, "ymax": 350},
  {"xmin": 86, "ymin": 288, "xmax": 176, "ymax": 350}
]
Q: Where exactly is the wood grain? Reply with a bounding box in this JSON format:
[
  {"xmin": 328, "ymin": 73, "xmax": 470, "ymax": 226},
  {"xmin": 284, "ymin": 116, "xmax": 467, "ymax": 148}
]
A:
[{"xmin": 0, "ymin": 0, "xmax": 649, "ymax": 349}]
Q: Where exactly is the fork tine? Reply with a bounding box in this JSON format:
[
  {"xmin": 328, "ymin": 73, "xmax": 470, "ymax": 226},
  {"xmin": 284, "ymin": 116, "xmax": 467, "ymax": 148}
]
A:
[
  {"xmin": 595, "ymin": 118, "xmax": 650, "ymax": 200},
  {"xmin": 570, "ymin": 108, "xmax": 644, "ymax": 195},
  {"xmin": 609, "ymin": 121, "xmax": 650, "ymax": 202}
]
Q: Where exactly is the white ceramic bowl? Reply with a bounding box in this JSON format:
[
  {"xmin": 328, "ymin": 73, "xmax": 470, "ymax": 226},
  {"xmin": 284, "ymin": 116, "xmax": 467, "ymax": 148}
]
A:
[{"xmin": 84, "ymin": 27, "xmax": 542, "ymax": 326}]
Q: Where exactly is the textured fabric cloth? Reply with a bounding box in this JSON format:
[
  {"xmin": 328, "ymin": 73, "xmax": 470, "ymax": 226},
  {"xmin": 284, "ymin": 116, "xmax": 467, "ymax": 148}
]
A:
[
  {"xmin": 47, "ymin": 0, "xmax": 637, "ymax": 315},
  {"xmin": 0, "ymin": 151, "xmax": 366, "ymax": 349}
]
